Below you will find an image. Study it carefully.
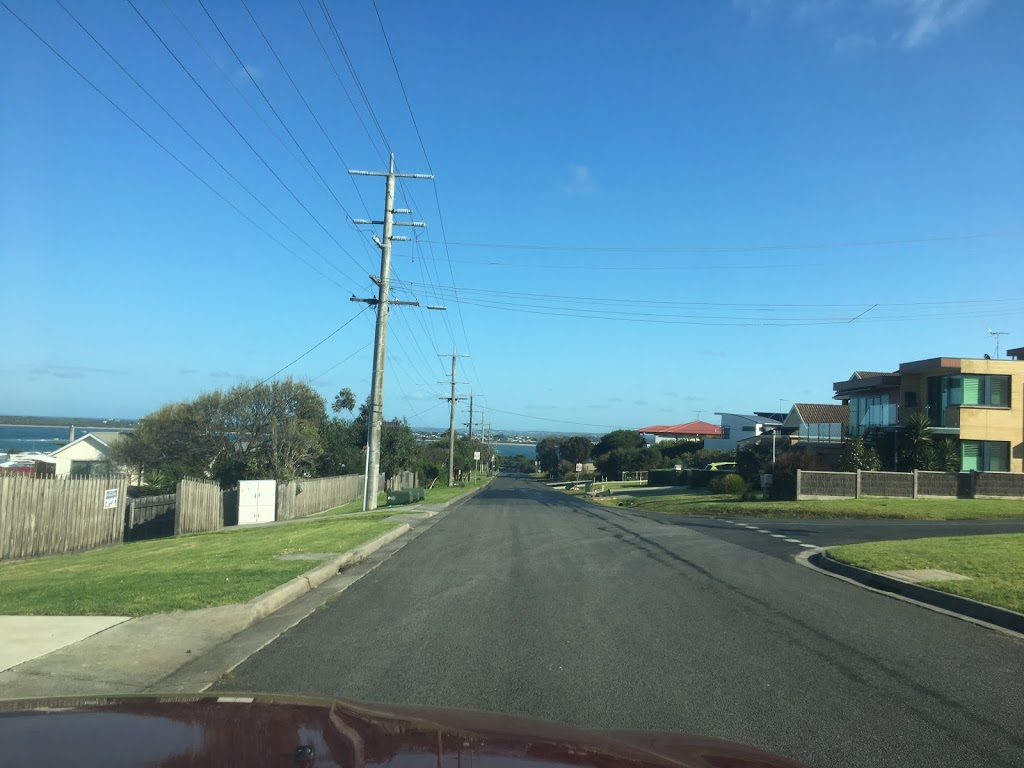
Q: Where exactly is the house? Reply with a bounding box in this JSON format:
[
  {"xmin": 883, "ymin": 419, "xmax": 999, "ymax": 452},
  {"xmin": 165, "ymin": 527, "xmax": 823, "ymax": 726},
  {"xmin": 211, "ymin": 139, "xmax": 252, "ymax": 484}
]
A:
[
  {"xmin": 637, "ymin": 421, "xmax": 723, "ymax": 444},
  {"xmin": 834, "ymin": 352, "xmax": 1024, "ymax": 472},
  {"xmin": 782, "ymin": 403, "xmax": 849, "ymax": 443},
  {"xmin": 703, "ymin": 412, "xmax": 783, "ymax": 452},
  {"xmin": 49, "ymin": 432, "xmax": 128, "ymax": 476},
  {"xmin": 0, "ymin": 452, "xmax": 57, "ymax": 476}
]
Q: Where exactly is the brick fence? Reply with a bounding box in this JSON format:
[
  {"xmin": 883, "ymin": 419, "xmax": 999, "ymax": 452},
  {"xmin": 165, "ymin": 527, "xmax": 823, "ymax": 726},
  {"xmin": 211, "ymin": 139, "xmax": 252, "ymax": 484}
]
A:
[{"xmin": 797, "ymin": 469, "xmax": 1024, "ymax": 500}]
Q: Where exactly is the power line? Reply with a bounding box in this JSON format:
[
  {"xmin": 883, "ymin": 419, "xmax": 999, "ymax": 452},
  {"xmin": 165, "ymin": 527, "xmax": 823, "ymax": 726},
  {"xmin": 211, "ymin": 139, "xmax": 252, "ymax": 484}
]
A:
[
  {"xmin": 53, "ymin": 0, "xmax": 360, "ymax": 293},
  {"xmin": 485, "ymin": 407, "xmax": 624, "ymax": 431},
  {"xmin": 368, "ymin": 0, "xmax": 483, "ymax": 399},
  {"xmin": 416, "ymin": 231, "xmax": 1017, "ymax": 254},
  {"xmin": 309, "ymin": 341, "xmax": 372, "ymax": 382},
  {"xmin": 0, "ymin": 0, "xmax": 349, "ymax": 291},
  {"xmin": 125, "ymin": 0, "xmax": 365, "ymax": 281}
]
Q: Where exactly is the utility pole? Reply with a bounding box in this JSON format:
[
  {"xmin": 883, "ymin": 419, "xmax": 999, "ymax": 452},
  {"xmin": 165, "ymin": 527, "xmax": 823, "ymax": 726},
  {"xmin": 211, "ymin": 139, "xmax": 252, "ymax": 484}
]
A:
[
  {"xmin": 349, "ymin": 154, "xmax": 433, "ymax": 511},
  {"xmin": 465, "ymin": 394, "xmax": 474, "ymax": 441},
  {"xmin": 439, "ymin": 349, "xmax": 468, "ymax": 486}
]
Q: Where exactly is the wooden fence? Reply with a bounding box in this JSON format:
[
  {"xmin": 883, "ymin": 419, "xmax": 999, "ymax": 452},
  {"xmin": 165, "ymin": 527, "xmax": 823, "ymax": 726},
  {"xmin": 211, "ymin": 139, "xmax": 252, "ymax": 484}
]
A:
[
  {"xmin": 386, "ymin": 470, "xmax": 418, "ymax": 492},
  {"xmin": 124, "ymin": 492, "xmax": 176, "ymax": 541},
  {"xmin": 175, "ymin": 477, "xmax": 223, "ymax": 535},
  {"xmin": 276, "ymin": 473, "xmax": 383, "ymax": 520},
  {"xmin": 0, "ymin": 474, "xmax": 128, "ymax": 560}
]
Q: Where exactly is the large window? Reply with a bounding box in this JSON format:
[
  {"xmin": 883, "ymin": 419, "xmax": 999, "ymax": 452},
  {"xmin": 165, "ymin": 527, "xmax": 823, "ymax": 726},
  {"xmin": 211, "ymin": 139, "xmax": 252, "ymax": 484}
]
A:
[
  {"xmin": 928, "ymin": 374, "xmax": 1011, "ymax": 425},
  {"xmin": 961, "ymin": 441, "xmax": 1010, "ymax": 472}
]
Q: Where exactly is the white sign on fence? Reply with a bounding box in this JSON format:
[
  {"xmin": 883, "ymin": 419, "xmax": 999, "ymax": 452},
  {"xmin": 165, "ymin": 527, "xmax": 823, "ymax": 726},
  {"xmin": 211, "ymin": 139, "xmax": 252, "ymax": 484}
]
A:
[
  {"xmin": 575, "ymin": 463, "xmax": 583, "ymax": 472},
  {"xmin": 473, "ymin": 451, "xmax": 481, "ymax": 461},
  {"xmin": 103, "ymin": 488, "xmax": 119, "ymax": 509}
]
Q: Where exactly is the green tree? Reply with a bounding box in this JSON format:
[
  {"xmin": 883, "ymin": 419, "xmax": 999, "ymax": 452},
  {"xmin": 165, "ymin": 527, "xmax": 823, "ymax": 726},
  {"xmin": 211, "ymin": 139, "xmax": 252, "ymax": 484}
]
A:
[
  {"xmin": 900, "ymin": 411, "xmax": 934, "ymax": 471},
  {"xmin": 559, "ymin": 436, "xmax": 594, "ymax": 465},
  {"xmin": 379, "ymin": 418, "xmax": 417, "ymax": 477},
  {"xmin": 926, "ymin": 437, "xmax": 961, "ymax": 473},
  {"xmin": 332, "ymin": 387, "xmax": 356, "ymax": 414},
  {"xmin": 838, "ymin": 437, "xmax": 882, "ymax": 472},
  {"xmin": 536, "ymin": 437, "xmax": 562, "ymax": 473},
  {"xmin": 593, "ymin": 429, "xmax": 645, "ymax": 456}
]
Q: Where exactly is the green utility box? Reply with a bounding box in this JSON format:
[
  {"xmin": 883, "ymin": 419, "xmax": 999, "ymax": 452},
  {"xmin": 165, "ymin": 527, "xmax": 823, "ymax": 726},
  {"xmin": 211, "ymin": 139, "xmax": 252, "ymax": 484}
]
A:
[{"xmin": 385, "ymin": 488, "xmax": 425, "ymax": 506}]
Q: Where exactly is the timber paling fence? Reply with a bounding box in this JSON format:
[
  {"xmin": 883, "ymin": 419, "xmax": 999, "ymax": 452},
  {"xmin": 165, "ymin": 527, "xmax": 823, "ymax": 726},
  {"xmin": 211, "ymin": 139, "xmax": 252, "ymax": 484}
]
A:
[
  {"xmin": 276, "ymin": 473, "xmax": 383, "ymax": 520},
  {"xmin": 0, "ymin": 473, "xmax": 128, "ymax": 560}
]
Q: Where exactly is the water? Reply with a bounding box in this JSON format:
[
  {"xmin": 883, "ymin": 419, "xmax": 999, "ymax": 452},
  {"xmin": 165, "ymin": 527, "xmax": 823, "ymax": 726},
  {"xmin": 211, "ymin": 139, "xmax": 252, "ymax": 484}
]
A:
[
  {"xmin": 490, "ymin": 442, "xmax": 536, "ymax": 458},
  {"xmin": 0, "ymin": 426, "xmax": 130, "ymax": 455}
]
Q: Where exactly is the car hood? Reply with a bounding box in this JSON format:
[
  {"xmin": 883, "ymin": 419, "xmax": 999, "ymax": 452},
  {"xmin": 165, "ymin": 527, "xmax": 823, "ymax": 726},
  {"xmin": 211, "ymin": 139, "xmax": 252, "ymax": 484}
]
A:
[{"xmin": 0, "ymin": 693, "xmax": 810, "ymax": 768}]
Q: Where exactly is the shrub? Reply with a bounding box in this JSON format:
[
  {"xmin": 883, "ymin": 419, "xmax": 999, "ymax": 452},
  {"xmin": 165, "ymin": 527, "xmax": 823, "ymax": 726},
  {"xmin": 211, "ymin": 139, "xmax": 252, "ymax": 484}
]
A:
[
  {"xmin": 648, "ymin": 469, "xmax": 687, "ymax": 486},
  {"xmin": 709, "ymin": 473, "xmax": 746, "ymax": 495}
]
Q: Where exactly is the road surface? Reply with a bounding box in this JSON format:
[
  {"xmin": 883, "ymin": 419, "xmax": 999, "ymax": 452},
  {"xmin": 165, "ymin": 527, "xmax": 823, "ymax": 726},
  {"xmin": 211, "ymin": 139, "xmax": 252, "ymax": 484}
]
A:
[{"xmin": 218, "ymin": 477, "xmax": 1024, "ymax": 768}]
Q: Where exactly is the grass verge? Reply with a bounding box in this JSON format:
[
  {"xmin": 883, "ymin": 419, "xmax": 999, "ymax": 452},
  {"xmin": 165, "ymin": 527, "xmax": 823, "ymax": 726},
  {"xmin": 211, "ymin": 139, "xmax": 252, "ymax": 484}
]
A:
[
  {"xmin": 318, "ymin": 476, "xmax": 491, "ymax": 516},
  {"xmin": 0, "ymin": 512, "xmax": 399, "ymax": 617},
  {"xmin": 594, "ymin": 490, "xmax": 1024, "ymax": 520},
  {"xmin": 829, "ymin": 534, "xmax": 1024, "ymax": 614}
]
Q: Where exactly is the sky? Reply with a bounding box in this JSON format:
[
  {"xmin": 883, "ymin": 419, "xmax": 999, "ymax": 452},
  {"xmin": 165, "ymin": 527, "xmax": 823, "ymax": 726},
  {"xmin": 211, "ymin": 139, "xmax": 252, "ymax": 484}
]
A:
[{"xmin": 2, "ymin": 0, "xmax": 1023, "ymax": 433}]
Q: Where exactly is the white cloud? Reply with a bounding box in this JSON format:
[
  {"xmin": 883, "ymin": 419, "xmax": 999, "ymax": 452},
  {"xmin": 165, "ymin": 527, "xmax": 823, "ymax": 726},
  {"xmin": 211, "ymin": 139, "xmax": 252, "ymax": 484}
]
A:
[
  {"xmin": 562, "ymin": 164, "xmax": 596, "ymax": 196},
  {"xmin": 888, "ymin": 0, "xmax": 988, "ymax": 48}
]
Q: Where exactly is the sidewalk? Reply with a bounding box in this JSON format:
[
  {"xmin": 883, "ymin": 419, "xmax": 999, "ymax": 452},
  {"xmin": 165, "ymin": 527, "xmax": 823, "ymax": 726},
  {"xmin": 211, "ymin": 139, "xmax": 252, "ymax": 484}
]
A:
[{"xmin": 0, "ymin": 491, "xmax": 482, "ymax": 700}]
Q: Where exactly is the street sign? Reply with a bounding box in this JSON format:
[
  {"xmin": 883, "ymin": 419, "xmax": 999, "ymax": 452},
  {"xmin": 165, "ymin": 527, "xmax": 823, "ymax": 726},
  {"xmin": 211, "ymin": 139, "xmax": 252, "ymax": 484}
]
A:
[
  {"xmin": 575, "ymin": 463, "xmax": 583, "ymax": 472},
  {"xmin": 103, "ymin": 488, "xmax": 118, "ymax": 510},
  {"xmin": 473, "ymin": 451, "xmax": 481, "ymax": 461}
]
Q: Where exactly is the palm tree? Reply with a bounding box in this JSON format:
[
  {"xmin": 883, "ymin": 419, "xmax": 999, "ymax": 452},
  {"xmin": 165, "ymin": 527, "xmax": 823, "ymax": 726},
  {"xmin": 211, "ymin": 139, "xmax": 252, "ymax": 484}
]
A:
[
  {"xmin": 928, "ymin": 437, "xmax": 961, "ymax": 473},
  {"xmin": 900, "ymin": 411, "xmax": 933, "ymax": 470}
]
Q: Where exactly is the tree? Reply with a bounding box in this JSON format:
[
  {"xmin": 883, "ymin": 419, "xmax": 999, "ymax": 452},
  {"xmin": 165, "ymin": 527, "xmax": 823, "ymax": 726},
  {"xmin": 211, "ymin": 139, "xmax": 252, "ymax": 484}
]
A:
[
  {"xmin": 593, "ymin": 429, "xmax": 645, "ymax": 456},
  {"xmin": 536, "ymin": 437, "xmax": 562, "ymax": 473},
  {"xmin": 379, "ymin": 418, "xmax": 417, "ymax": 477},
  {"xmin": 559, "ymin": 436, "xmax": 593, "ymax": 465},
  {"xmin": 900, "ymin": 411, "xmax": 934, "ymax": 471},
  {"xmin": 926, "ymin": 437, "xmax": 960, "ymax": 473},
  {"xmin": 332, "ymin": 387, "xmax": 356, "ymax": 414},
  {"xmin": 838, "ymin": 437, "xmax": 881, "ymax": 472}
]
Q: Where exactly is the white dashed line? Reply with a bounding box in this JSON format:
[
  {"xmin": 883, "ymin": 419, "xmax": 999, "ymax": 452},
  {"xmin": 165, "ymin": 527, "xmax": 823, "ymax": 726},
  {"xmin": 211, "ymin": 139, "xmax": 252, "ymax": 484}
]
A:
[
  {"xmin": 799, "ymin": 543, "xmax": 816, "ymax": 548},
  {"xmin": 783, "ymin": 538, "xmax": 802, "ymax": 543},
  {"xmin": 755, "ymin": 529, "xmax": 771, "ymax": 533},
  {"xmin": 769, "ymin": 534, "xmax": 787, "ymax": 538}
]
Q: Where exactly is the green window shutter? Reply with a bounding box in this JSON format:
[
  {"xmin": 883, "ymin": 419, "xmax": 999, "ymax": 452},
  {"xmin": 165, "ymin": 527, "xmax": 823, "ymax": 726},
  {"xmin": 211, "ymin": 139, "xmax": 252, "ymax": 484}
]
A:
[
  {"xmin": 961, "ymin": 441, "xmax": 980, "ymax": 471},
  {"xmin": 962, "ymin": 376, "xmax": 981, "ymax": 405},
  {"xmin": 989, "ymin": 376, "xmax": 1009, "ymax": 407}
]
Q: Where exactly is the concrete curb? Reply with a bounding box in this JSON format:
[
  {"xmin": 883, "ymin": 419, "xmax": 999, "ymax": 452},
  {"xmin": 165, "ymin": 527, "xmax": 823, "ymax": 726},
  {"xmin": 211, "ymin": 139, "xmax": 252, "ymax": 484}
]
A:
[
  {"xmin": 220, "ymin": 479, "xmax": 491, "ymax": 626},
  {"xmin": 246, "ymin": 523, "xmax": 411, "ymax": 621},
  {"xmin": 796, "ymin": 547, "xmax": 1024, "ymax": 638}
]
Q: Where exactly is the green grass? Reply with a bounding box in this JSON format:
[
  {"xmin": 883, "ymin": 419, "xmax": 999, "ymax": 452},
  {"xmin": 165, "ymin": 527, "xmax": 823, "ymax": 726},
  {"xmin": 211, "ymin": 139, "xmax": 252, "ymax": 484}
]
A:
[
  {"xmin": 0, "ymin": 512, "xmax": 400, "ymax": 617},
  {"xmin": 318, "ymin": 477, "xmax": 490, "ymax": 516},
  {"xmin": 829, "ymin": 534, "xmax": 1024, "ymax": 614},
  {"xmin": 595, "ymin": 490, "xmax": 1024, "ymax": 520}
]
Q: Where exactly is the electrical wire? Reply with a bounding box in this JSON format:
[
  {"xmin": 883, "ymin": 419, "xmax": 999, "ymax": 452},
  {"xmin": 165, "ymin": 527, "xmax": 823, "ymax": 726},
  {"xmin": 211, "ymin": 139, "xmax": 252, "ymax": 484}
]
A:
[
  {"xmin": 53, "ymin": 0, "xmax": 360, "ymax": 294},
  {"xmin": 125, "ymin": 0, "xmax": 366, "ymax": 281},
  {"xmin": 485, "ymin": 407, "xmax": 625, "ymax": 431},
  {"xmin": 0, "ymin": 0, "xmax": 351, "ymax": 292}
]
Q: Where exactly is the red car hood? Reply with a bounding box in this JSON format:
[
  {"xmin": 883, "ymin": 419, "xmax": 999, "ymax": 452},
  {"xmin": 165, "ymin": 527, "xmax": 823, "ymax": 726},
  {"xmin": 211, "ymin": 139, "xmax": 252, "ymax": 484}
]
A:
[{"xmin": 0, "ymin": 694, "xmax": 810, "ymax": 768}]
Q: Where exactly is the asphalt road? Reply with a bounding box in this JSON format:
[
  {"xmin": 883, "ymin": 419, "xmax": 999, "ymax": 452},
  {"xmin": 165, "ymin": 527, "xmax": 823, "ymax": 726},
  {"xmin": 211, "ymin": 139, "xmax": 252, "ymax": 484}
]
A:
[{"xmin": 218, "ymin": 478, "xmax": 1024, "ymax": 768}]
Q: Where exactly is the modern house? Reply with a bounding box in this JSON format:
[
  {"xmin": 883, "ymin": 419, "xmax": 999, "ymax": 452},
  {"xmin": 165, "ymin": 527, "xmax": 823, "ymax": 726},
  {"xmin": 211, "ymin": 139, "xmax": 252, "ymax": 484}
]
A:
[
  {"xmin": 782, "ymin": 403, "xmax": 849, "ymax": 443},
  {"xmin": 638, "ymin": 421, "xmax": 723, "ymax": 444},
  {"xmin": 834, "ymin": 352, "xmax": 1024, "ymax": 472},
  {"xmin": 703, "ymin": 413, "xmax": 783, "ymax": 452}
]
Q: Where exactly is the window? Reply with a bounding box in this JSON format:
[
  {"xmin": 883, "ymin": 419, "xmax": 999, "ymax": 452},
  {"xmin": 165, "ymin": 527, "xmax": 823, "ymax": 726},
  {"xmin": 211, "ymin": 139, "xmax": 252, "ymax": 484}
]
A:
[
  {"xmin": 722, "ymin": 426, "xmax": 731, "ymax": 440},
  {"xmin": 928, "ymin": 375, "xmax": 1011, "ymax": 424},
  {"xmin": 961, "ymin": 441, "xmax": 1010, "ymax": 472},
  {"xmin": 741, "ymin": 425, "xmax": 756, "ymax": 432}
]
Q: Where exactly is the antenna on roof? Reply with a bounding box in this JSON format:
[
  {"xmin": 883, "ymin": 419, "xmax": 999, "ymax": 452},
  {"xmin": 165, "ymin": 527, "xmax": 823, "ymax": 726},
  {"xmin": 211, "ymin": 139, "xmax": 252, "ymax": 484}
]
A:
[{"xmin": 989, "ymin": 329, "xmax": 1008, "ymax": 359}]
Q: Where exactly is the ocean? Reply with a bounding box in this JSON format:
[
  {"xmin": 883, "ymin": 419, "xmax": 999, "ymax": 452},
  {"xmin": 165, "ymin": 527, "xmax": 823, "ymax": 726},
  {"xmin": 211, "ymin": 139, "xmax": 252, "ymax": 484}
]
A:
[
  {"xmin": 491, "ymin": 443, "xmax": 536, "ymax": 458},
  {"xmin": 0, "ymin": 426, "xmax": 130, "ymax": 455}
]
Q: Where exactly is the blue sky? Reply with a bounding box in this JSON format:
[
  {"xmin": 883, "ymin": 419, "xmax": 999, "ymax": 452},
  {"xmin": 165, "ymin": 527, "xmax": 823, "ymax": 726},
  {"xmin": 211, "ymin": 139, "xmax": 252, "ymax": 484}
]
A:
[{"xmin": 2, "ymin": 0, "xmax": 1022, "ymax": 432}]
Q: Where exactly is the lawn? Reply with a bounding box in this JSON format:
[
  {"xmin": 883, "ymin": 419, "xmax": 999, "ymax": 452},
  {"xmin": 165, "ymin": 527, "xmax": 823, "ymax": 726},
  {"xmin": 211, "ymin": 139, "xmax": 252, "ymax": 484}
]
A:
[
  {"xmin": 594, "ymin": 490, "xmax": 1024, "ymax": 520},
  {"xmin": 319, "ymin": 476, "xmax": 491, "ymax": 516},
  {"xmin": 0, "ymin": 512, "xmax": 399, "ymax": 617},
  {"xmin": 829, "ymin": 534, "xmax": 1024, "ymax": 614}
]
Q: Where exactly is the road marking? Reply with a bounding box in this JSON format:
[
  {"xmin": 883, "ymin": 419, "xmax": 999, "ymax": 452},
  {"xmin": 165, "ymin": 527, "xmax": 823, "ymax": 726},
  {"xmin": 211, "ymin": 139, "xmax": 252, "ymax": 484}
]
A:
[
  {"xmin": 798, "ymin": 543, "xmax": 816, "ymax": 548},
  {"xmin": 755, "ymin": 529, "xmax": 771, "ymax": 533},
  {"xmin": 217, "ymin": 697, "xmax": 254, "ymax": 704},
  {"xmin": 769, "ymin": 534, "xmax": 787, "ymax": 538},
  {"xmin": 783, "ymin": 538, "xmax": 802, "ymax": 543}
]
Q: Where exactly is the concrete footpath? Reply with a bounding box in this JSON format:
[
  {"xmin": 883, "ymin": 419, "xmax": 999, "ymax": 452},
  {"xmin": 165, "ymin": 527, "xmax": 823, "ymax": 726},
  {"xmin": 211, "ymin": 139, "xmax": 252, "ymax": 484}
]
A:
[{"xmin": 0, "ymin": 489, "xmax": 484, "ymax": 700}]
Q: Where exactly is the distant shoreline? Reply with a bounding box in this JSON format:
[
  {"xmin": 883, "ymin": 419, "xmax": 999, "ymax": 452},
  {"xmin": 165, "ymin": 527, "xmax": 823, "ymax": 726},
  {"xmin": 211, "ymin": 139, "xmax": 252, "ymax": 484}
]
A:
[{"xmin": 0, "ymin": 416, "xmax": 136, "ymax": 428}]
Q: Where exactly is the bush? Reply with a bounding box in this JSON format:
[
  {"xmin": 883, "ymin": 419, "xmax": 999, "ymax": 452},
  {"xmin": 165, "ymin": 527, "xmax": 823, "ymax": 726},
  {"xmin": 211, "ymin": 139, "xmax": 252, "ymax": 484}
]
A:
[
  {"xmin": 770, "ymin": 449, "xmax": 828, "ymax": 501},
  {"xmin": 709, "ymin": 473, "xmax": 746, "ymax": 495},
  {"xmin": 687, "ymin": 468, "xmax": 711, "ymax": 489},
  {"xmin": 648, "ymin": 469, "xmax": 687, "ymax": 486}
]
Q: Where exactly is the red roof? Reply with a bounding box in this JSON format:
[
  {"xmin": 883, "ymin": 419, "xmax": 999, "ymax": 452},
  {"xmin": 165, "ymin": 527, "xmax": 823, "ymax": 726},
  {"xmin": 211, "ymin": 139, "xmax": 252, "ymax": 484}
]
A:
[{"xmin": 637, "ymin": 421, "xmax": 723, "ymax": 437}]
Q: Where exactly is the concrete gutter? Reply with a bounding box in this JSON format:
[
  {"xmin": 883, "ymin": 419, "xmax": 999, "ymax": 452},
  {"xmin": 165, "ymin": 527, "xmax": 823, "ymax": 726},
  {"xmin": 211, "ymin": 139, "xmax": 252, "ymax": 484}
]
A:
[{"xmin": 797, "ymin": 547, "xmax": 1024, "ymax": 638}]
